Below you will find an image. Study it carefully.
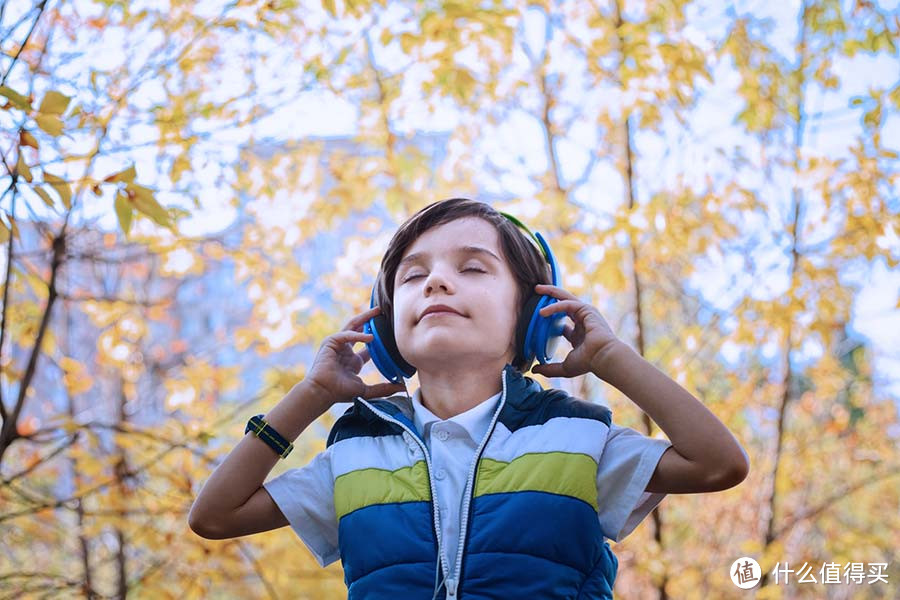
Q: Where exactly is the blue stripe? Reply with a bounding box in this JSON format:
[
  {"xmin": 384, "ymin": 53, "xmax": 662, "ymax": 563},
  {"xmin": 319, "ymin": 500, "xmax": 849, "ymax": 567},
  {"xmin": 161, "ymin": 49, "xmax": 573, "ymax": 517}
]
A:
[
  {"xmin": 461, "ymin": 552, "xmax": 599, "ymax": 599},
  {"xmin": 347, "ymin": 561, "xmax": 438, "ymax": 600},
  {"xmin": 338, "ymin": 501, "xmax": 437, "ymax": 585},
  {"xmin": 464, "ymin": 491, "xmax": 609, "ymax": 576}
]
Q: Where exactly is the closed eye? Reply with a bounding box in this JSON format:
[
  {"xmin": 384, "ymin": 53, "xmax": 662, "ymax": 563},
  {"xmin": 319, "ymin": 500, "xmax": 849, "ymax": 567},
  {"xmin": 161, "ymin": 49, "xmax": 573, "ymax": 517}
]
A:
[{"xmin": 401, "ymin": 268, "xmax": 485, "ymax": 283}]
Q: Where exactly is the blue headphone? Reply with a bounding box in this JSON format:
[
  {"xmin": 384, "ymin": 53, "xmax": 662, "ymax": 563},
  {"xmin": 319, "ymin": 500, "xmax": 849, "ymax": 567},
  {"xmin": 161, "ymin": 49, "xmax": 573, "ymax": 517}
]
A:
[{"xmin": 363, "ymin": 212, "xmax": 566, "ymax": 384}]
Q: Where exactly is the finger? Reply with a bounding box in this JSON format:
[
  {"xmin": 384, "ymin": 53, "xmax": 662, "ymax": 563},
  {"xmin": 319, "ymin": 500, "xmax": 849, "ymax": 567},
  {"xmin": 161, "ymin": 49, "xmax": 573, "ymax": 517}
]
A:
[
  {"xmin": 331, "ymin": 331, "xmax": 374, "ymax": 346},
  {"xmin": 531, "ymin": 362, "xmax": 567, "ymax": 378},
  {"xmin": 361, "ymin": 382, "xmax": 407, "ymax": 399},
  {"xmin": 537, "ymin": 299, "xmax": 584, "ymax": 318},
  {"xmin": 534, "ymin": 283, "xmax": 580, "ymax": 301},
  {"xmin": 355, "ymin": 346, "xmax": 371, "ymax": 364},
  {"xmin": 561, "ymin": 323, "xmax": 575, "ymax": 341},
  {"xmin": 343, "ymin": 305, "xmax": 382, "ymax": 331}
]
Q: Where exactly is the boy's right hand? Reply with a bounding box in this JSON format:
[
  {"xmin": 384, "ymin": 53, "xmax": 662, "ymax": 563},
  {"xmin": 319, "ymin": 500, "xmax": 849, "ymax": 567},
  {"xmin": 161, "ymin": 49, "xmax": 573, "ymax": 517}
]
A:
[{"xmin": 303, "ymin": 305, "xmax": 407, "ymax": 411}]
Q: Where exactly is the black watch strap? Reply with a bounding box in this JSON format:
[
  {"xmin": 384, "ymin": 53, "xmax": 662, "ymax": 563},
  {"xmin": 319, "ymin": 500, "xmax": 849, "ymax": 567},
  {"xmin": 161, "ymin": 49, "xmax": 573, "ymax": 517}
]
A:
[{"xmin": 245, "ymin": 414, "xmax": 294, "ymax": 459}]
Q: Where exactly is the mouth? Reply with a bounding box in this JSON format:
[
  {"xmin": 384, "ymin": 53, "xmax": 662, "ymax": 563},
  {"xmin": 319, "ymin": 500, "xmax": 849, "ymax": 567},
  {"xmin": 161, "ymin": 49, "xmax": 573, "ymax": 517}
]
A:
[
  {"xmin": 418, "ymin": 306, "xmax": 465, "ymax": 322},
  {"xmin": 421, "ymin": 310, "xmax": 461, "ymax": 320}
]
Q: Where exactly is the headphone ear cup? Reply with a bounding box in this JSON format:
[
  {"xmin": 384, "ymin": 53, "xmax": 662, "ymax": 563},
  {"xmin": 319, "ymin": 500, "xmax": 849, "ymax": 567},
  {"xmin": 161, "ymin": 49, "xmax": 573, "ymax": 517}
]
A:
[
  {"xmin": 515, "ymin": 294, "xmax": 542, "ymax": 366},
  {"xmin": 365, "ymin": 311, "xmax": 416, "ymax": 384},
  {"xmin": 522, "ymin": 294, "xmax": 566, "ymax": 366}
]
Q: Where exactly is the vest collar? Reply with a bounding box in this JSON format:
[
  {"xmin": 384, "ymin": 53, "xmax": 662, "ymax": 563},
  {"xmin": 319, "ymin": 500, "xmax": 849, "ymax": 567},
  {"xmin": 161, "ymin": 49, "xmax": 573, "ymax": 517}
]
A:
[{"xmin": 367, "ymin": 364, "xmax": 547, "ymax": 423}]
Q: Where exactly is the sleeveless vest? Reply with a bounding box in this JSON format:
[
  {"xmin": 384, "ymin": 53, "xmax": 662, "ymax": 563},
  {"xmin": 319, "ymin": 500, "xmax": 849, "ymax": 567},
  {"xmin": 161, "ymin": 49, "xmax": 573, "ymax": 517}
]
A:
[{"xmin": 326, "ymin": 364, "xmax": 619, "ymax": 599}]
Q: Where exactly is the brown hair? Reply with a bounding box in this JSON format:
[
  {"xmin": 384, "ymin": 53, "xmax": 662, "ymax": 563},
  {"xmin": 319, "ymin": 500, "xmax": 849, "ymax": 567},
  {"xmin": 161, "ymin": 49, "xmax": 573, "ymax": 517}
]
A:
[{"xmin": 373, "ymin": 197, "xmax": 552, "ymax": 372}]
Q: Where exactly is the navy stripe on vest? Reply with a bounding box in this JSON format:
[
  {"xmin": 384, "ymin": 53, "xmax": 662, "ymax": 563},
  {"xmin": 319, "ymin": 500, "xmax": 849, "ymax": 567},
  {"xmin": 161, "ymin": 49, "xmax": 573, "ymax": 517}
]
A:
[
  {"xmin": 498, "ymin": 366, "xmax": 612, "ymax": 432},
  {"xmin": 327, "ymin": 400, "xmax": 406, "ymax": 447},
  {"xmin": 460, "ymin": 491, "xmax": 610, "ymax": 585},
  {"xmin": 338, "ymin": 501, "xmax": 438, "ymax": 585}
]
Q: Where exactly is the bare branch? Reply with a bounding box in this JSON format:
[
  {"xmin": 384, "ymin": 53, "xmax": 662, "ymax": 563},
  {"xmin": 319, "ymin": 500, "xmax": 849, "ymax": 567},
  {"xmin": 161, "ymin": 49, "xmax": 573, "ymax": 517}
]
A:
[{"xmin": 0, "ymin": 0, "xmax": 48, "ymax": 86}]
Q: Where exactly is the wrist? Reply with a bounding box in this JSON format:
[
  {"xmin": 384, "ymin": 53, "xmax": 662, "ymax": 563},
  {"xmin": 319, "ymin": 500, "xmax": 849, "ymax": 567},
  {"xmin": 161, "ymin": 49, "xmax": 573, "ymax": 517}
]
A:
[
  {"xmin": 291, "ymin": 378, "xmax": 335, "ymax": 414},
  {"xmin": 590, "ymin": 340, "xmax": 633, "ymax": 380},
  {"xmin": 262, "ymin": 382, "xmax": 328, "ymax": 442}
]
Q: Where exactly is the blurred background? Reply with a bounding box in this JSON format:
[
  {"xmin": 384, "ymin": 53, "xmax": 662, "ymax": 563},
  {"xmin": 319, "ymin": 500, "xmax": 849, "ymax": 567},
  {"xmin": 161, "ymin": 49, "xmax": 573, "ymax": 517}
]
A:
[{"xmin": 1, "ymin": 0, "xmax": 898, "ymax": 598}]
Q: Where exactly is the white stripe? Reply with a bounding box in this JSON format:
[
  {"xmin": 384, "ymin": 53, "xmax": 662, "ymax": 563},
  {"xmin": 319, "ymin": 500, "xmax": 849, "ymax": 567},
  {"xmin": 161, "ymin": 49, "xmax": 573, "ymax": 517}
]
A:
[
  {"xmin": 481, "ymin": 417, "xmax": 610, "ymax": 463},
  {"xmin": 330, "ymin": 431, "xmax": 422, "ymax": 478}
]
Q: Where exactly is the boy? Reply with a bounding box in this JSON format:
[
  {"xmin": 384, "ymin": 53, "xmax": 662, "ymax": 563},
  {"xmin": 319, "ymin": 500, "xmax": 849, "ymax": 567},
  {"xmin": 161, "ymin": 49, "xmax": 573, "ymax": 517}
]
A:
[{"xmin": 189, "ymin": 198, "xmax": 749, "ymax": 599}]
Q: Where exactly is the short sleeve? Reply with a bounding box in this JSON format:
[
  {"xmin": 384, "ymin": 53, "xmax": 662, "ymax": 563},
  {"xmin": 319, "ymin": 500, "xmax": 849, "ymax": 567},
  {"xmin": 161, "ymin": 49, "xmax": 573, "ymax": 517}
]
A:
[
  {"xmin": 596, "ymin": 423, "xmax": 672, "ymax": 542},
  {"xmin": 263, "ymin": 448, "xmax": 339, "ymax": 566}
]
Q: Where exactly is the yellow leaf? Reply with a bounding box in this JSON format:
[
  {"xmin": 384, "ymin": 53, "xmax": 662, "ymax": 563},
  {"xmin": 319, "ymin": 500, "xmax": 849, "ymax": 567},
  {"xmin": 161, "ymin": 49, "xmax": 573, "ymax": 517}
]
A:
[
  {"xmin": 170, "ymin": 154, "xmax": 189, "ymax": 183},
  {"xmin": 20, "ymin": 129, "xmax": 39, "ymax": 149},
  {"xmin": 105, "ymin": 165, "xmax": 137, "ymax": 183},
  {"xmin": 400, "ymin": 33, "xmax": 416, "ymax": 54},
  {"xmin": 0, "ymin": 85, "xmax": 32, "ymax": 110},
  {"xmin": 15, "ymin": 154, "xmax": 33, "ymax": 182},
  {"xmin": 32, "ymin": 185, "xmax": 54, "ymax": 207},
  {"xmin": 39, "ymin": 90, "xmax": 71, "ymax": 116},
  {"xmin": 43, "ymin": 172, "xmax": 72, "ymax": 209},
  {"xmin": 115, "ymin": 190, "xmax": 133, "ymax": 236},
  {"xmin": 60, "ymin": 357, "xmax": 94, "ymax": 395},
  {"xmin": 127, "ymin": 183, "xmax": 171, "ymax": 228},
  {"xmin": 34, "ymin": 113, "xmax": 64, "ymax": 137}
]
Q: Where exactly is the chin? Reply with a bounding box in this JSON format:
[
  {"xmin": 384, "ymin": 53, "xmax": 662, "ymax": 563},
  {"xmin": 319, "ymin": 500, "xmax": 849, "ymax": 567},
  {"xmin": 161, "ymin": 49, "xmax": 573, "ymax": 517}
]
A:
[{"xmin": 407, "ymin": 347, "xmax": 504, "ymax": 367}]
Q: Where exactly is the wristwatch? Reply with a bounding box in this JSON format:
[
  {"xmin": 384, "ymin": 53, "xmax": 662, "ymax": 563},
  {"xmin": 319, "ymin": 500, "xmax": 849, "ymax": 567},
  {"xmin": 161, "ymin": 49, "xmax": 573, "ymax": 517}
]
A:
[{"xmin": 245, "ymin": 414, "xmax": 294, "ymax": 459}]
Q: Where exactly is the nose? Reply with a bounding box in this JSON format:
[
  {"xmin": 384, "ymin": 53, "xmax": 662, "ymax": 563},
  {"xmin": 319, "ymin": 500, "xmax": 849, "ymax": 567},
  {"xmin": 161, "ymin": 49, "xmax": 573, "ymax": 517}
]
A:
[{"xmin": 424, "ymin": 265, "xmax": 454, "ymax": 296}]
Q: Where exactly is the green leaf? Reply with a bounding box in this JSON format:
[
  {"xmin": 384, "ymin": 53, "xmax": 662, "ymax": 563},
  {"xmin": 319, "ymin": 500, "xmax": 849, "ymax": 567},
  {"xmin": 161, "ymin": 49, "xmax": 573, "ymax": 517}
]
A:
[
  {"xmin": 43, "ymin": 172, "xmax": 72, "ymax": 209},
  {"xmin": 115, "ymin": 190, "xmax": 133, "ymax": 236},
  {"xmin": 39, "ymin": 90, "xmax": 71, "ymax": 116},
  {"xmin": 0, "ymin": 85, "xmax": 32, "ymax": 111},
  {"xmin": 34, "ymin": 114, "xmax": 64, "ymax": 137}
]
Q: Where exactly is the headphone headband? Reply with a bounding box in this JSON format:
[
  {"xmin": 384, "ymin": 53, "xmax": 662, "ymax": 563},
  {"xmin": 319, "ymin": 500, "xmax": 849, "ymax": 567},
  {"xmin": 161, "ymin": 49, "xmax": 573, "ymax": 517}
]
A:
[{"xmin": 499, "ymin": 210, "xmax": 559, "ymax": 287}]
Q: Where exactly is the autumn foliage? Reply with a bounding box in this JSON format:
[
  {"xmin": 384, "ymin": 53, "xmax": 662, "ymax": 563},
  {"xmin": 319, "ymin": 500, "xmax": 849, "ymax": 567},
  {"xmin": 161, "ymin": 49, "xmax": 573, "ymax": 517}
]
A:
[{"xmin": 1, "ymin": 0, "xmax": 898, "ymax": 598}]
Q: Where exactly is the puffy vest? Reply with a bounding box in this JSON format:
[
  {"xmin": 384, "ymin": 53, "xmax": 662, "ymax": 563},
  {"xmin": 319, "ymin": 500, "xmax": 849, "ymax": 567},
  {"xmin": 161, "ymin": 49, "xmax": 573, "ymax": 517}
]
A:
[{"xmin": 326, "ymin": 364, "xmax": 619, "ymax": 599}]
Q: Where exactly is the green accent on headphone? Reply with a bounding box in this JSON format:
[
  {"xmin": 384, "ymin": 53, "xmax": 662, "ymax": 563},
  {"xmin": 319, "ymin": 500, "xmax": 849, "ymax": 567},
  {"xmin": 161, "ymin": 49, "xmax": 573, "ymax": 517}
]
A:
[{"xmin": 499, "ymin": 211, "xmax": 546, "ymax": 259}]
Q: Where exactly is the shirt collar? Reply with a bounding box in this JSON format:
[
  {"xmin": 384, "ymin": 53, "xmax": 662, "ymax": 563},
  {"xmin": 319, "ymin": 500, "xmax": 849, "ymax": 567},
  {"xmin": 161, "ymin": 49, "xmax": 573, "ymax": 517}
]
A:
[{"xmin": 412, "ymin": 387, "xmax": 502, "ymax": 444}]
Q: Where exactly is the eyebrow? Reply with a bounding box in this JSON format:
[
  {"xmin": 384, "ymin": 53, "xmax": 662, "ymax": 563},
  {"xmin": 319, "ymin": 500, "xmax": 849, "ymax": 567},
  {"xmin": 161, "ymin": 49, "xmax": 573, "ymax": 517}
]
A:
[{"xmin": 398, "ymin": 245, "xmax": 502, "ymax": 269}]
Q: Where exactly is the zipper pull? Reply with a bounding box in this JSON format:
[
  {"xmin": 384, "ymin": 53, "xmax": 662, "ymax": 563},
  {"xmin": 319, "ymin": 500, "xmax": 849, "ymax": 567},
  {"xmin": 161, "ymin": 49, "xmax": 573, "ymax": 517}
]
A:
[{"xmin": 446, "ymin": 577, "xmax": 457, "ymax": 597}]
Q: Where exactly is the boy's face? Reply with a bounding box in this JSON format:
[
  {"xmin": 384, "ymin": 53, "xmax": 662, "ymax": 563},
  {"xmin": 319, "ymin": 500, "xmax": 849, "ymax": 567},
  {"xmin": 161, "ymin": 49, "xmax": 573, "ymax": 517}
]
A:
[{"xmin": 391, "ymin": 216, "xmax": 519, "ymax": 372}]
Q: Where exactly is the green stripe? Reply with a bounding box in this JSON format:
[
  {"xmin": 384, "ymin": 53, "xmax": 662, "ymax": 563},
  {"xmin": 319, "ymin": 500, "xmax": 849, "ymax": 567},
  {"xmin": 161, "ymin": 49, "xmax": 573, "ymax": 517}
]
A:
[
  {"xmin": 334, "ymin": 461, "xmax": 431, "ymax": 520},
  {"xmin": 474, "ymin": 452, "xmax": 598, "ymax": 510}
]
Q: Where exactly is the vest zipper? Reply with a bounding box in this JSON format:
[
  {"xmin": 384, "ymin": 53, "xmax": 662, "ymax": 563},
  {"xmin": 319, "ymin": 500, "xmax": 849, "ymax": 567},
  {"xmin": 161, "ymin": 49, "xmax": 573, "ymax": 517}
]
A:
[
  {"xmin": 357, "ymin": 399, "xmax": 450, "ymax": 590},
  {"xmin": 446, "ymin": 577, "xmax": 458, "ymax": 596},
  {"xmin": 448, "ymin": 368, "xmax": 510, "ymax": 598}
]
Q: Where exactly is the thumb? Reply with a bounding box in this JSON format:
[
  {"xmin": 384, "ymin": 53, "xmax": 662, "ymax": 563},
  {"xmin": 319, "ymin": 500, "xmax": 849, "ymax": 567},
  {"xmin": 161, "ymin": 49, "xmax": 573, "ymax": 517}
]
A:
[
  {"xmin": 531, "ymin": 362, "xmax": 565, "ymax": 378},
  {"xmin": 360, "ymin": 382, "xmax": 408, "ymax": 399}
]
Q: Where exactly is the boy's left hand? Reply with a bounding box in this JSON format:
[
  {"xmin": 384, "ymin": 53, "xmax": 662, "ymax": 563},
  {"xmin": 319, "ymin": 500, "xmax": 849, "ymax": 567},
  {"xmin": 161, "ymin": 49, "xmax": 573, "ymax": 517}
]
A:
[{"xmin": 529, "ymin": 284, "xmax": 622, "ymax": 379}]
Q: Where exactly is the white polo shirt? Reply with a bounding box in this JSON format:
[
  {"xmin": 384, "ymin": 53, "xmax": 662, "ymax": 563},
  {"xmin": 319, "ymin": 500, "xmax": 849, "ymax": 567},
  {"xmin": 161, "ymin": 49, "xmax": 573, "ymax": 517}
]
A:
[{"xmin": 411, "ymin": 388, "xmax": 502, "ymax": 577}]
